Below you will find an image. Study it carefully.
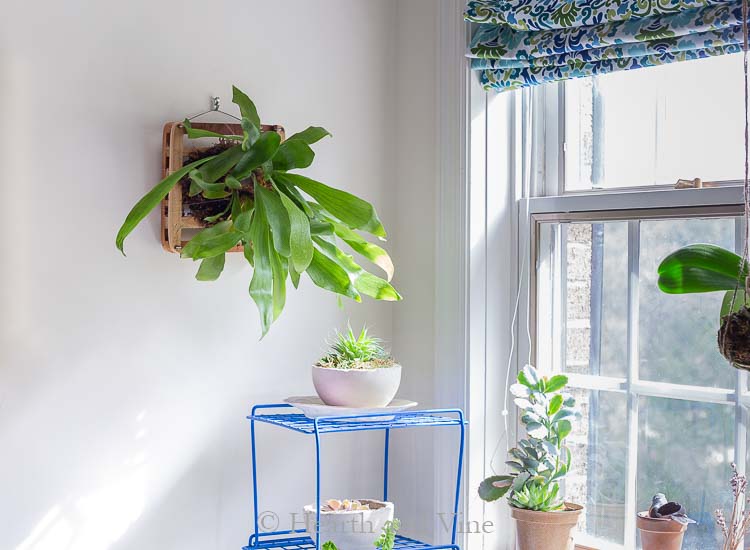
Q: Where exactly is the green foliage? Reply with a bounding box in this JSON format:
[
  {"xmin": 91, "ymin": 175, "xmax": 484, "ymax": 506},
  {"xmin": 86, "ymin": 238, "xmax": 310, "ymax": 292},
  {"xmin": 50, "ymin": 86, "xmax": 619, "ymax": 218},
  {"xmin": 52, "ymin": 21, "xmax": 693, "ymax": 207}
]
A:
[
  {"xmin": 478, "ymin": 365, "xmax": 579, "ymax": 511},
  {"xmin": 320, "ymin": 518, "xmax": 400, "ymax": 550},
  {"xmin": 657, "ymin": 244, "xmax": 747, "ymax": 294},
  {"xmin": 318, "ymin": 326, "xmax": 394, "ymax": 369},
  {"xmin": 116, "ymin": 86, "xmax": 401, "ymax": 337},
  {"xmin": 374, "ymin": 519, "xmax": 400, "ymax": 550}
]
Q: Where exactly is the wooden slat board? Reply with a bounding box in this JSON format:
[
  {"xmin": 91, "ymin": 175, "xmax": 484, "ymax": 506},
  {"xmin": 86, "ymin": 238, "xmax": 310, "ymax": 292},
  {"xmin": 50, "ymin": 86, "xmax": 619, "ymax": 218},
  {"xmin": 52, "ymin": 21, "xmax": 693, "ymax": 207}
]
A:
[{"xmin": 160, "ymin": 121, "xmax": 285, "ymax": 253}]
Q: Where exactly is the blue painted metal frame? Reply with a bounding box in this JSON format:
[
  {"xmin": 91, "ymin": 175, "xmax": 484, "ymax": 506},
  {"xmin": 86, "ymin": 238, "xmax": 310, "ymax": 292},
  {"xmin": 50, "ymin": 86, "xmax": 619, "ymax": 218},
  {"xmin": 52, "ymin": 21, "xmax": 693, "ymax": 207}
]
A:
[{"xmin": 245, "ymin": 404, "xmax": 466, "ymax": 550}]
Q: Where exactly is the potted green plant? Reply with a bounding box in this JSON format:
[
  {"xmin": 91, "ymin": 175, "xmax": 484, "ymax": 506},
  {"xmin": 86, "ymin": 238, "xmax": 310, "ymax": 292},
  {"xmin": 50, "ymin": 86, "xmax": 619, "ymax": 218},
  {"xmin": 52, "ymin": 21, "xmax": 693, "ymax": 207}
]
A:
[
  {"xmin": 116, "ymin": 86, "xmax": 401, "ymax": 337},
  {"xmin": 478, "ymin": 365, "xmax": 583, "ymax": 550},
  {"xmin": 313, "ymin": 326, "xmax": 400, "ymax": 408},
  {"xmin": 321, "ymin": 517, "xmax": 400, "ymax": 550},
  {"xmin": 657, "ymin": 244, "xmax": 749, "ymax": 367},
  {"xmin": 305, "ymin": 500, "xmax": 396, "ymax": 550}
]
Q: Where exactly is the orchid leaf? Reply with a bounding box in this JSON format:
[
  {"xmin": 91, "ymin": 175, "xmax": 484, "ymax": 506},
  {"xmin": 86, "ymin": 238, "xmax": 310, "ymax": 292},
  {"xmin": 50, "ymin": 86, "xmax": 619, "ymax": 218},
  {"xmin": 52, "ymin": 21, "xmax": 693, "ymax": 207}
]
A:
[
  {"xmin": 721, "ymin": 289, "xmax": 747, "ymax": 319},
  {"xmin": 658, "ymin": 244, "xmax": 747, "ymax": 294}
]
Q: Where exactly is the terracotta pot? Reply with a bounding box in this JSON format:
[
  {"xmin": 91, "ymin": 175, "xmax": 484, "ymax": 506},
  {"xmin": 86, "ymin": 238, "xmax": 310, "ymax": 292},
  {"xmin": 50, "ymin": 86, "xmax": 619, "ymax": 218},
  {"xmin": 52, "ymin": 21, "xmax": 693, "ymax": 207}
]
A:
[
  {"xmin": 636, "ymin": 511, "xmax": 687, "ymax": 550},
  {"xmin": 511, "ymin": 503, "xmax": 583, "ymax": 550}
]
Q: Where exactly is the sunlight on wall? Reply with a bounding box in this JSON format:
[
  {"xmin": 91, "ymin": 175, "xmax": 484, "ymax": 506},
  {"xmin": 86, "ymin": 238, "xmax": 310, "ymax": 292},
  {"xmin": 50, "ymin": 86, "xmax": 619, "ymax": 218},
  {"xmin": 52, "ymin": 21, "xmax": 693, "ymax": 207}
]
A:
[{"xmin": 15, "ymin": 413, "xmax": 148, "ymax": 550}]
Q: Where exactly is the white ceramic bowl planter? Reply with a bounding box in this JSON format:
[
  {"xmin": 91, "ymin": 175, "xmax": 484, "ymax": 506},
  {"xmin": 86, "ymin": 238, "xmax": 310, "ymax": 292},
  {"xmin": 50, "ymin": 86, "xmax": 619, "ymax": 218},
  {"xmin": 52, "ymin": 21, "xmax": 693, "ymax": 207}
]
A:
[
  {"xmin": 313, "ymin": 327, "xmax": 403, "ymax": 408},
  {"xmin": 312, "ymin": 364, "xmax": 402, "ymax": 408},
  {"xmin": 304, "ymin": 500, "xmax": 394, "ymax": 550}
]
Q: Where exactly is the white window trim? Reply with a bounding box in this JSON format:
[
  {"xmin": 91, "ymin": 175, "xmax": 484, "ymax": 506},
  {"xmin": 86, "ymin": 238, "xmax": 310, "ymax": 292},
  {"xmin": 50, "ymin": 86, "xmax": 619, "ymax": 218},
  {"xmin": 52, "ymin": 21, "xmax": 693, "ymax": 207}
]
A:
[{"xmin": 437, "ymin": 18, "xmax": 750, "ymax": 548}]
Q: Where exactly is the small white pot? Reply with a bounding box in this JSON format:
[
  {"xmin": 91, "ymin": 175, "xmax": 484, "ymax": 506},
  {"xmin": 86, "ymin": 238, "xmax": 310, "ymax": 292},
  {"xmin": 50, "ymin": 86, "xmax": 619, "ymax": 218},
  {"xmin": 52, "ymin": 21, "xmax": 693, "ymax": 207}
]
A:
[
  {"xmin": 312, "ymin": 365, "xmax": 402, "ymax": 407},
  {"xmin": 304, "ymin": 500, "xmax": 394, "ymax": 550}
]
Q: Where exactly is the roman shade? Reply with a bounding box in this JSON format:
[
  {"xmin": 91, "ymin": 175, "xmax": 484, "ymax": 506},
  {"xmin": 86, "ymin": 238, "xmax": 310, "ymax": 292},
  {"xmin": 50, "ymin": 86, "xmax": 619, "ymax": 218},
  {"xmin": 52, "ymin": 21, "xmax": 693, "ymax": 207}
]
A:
[{"xmin": 465, "ymin": 0, "xmax": 745, "ymax": 91}]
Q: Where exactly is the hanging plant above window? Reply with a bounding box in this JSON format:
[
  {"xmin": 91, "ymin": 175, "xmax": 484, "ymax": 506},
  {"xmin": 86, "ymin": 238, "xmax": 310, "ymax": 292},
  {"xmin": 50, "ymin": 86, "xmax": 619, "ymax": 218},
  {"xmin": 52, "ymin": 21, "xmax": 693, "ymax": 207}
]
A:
[{"xmin": 116, "ymin": 86, "xmax": 401, "ymax": 337}]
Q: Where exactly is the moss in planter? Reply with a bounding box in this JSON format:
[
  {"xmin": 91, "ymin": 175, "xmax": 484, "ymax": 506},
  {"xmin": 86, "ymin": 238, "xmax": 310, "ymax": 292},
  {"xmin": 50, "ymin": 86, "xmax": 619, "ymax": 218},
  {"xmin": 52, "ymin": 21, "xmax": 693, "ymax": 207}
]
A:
[
  {"xmin": 179, "ymin": 142, "xmax": 252, "ymax": 222},
  {"xmin": 718, "ymin": 306, "xmax": 750, "ymax": 369}
]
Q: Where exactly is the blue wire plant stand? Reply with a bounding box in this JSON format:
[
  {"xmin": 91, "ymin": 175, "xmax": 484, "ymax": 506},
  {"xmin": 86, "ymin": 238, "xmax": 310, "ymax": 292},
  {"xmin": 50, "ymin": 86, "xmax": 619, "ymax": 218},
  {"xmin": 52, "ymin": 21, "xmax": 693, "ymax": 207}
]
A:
[{"xmin": 244, "ymin": 404, "xmax": 466, "ymax": 550}]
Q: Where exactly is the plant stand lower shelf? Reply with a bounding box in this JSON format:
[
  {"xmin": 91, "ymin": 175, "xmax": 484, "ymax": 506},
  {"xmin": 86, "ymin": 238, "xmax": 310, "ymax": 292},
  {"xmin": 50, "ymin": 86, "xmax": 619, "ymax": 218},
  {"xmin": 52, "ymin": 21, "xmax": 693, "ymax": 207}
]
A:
[{"xmin": 244, "ymin": 404, "xmax": 466, "ymax": 550}]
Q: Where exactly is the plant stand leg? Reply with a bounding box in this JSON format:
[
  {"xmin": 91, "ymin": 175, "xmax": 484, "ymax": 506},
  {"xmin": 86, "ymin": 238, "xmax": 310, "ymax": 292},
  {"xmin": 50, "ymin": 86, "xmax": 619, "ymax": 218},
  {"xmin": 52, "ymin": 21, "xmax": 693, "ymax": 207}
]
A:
[{"xmin": 383, "ymin": 428, "xmax": 390, "ymax": 502}]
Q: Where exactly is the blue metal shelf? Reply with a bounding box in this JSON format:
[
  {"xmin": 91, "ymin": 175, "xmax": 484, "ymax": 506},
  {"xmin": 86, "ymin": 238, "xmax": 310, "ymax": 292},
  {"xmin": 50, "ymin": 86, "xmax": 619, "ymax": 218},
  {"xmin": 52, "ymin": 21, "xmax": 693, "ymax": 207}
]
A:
[
  {"xmin": 245, "ymin": 403, "xmax": 465, "ymax": 550},
  {"xmin": 248, "ymin": 409, "xmax": 464, "ymax": 434},
  {"xmin": 243, "ymin": 533, "xmax": 457, "ymax": 550}
]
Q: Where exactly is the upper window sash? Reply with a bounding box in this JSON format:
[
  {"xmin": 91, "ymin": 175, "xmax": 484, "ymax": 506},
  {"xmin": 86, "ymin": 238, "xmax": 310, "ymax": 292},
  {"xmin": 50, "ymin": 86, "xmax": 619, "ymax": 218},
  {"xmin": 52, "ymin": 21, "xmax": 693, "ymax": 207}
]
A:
[{"xmin": 531, "ymin": 73, "xmax": 746, "ymax": 199}]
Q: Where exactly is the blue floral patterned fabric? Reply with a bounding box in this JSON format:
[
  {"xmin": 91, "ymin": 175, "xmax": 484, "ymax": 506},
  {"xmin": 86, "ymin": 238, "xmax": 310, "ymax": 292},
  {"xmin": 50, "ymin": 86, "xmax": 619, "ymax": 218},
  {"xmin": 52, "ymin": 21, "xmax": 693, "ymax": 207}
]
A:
[{"xmin": 465, "ymin": 0, "xmax": 745, "ymax": 91}]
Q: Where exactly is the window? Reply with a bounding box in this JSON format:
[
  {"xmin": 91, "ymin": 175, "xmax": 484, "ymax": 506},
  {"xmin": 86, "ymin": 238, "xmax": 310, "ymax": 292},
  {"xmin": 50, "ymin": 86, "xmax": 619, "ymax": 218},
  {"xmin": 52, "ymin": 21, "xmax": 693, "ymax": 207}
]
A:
[
  {"xmin": 533, "ymin": 207, "xmax": 745, "ymax": 549},
  {"xmin": 563, "ymin": 55, "xmax": 745, "ymax": 192},
  {"xmin": 524, "ymin": 58, "xmax": 750, "ymax": 547}
]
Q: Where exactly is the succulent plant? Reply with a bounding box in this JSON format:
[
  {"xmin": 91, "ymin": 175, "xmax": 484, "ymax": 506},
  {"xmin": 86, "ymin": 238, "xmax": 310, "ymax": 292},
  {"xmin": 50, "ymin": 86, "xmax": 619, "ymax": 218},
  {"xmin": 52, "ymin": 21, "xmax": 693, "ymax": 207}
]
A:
[
  {"xmin": 317, "ymin": 326, "xmax": 394, "ymax": 370},
  {"xmin": 478, "ymin": 365, "xmax": 580, "ymax": 511}
]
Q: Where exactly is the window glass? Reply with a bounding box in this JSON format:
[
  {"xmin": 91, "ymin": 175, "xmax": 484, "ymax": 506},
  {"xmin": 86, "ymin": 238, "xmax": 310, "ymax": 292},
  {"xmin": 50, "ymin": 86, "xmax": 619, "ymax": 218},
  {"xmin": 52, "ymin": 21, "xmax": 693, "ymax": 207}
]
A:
[
  {"xmin": 536, "ymin": 211, "xmax": 742, "ymax": 548},
  {"xmin": 564, "ymin": 222, "xmax": 628, "ymax": 379},
  {"xmin": 639, "ymin": 218, "xmax": 736, "ymax": 389},
  {"xmin": 567, "ymin": 388, "xmax": 627, "ymax": 545},
  {"xmin": 564, "ymin": 55, "xmax": 744, "ymax": 191},
  {"xmin": 637, "ymin": 397, "xmax": 734, "ymax": 550}
]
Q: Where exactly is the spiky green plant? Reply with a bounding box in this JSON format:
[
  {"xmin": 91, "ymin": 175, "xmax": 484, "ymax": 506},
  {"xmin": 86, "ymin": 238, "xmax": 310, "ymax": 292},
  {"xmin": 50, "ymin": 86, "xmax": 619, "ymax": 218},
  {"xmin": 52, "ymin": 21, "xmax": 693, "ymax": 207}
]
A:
[
  {"xmin": 317, "ymin": 326, "xmax": 394, "ymax": 369},
  {"xmin": 116, "ymin": 86, "xmax": 401, "ymax": 337}
]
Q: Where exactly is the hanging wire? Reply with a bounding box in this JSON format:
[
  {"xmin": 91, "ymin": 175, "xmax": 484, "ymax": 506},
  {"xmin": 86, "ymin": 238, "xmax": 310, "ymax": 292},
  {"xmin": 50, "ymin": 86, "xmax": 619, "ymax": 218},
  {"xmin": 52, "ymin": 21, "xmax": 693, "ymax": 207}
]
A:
[
  {"xmin": 186, "ymin": 96, "xmax": 242, "ymax": 122},
  {"xmin": 726, "ymin": 0, "xmax": 750, "ymax": 323}
]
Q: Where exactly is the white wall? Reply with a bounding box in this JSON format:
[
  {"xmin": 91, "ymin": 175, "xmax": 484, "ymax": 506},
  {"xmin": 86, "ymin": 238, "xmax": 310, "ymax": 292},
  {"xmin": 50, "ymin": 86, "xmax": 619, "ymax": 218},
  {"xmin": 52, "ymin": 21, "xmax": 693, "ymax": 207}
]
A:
[{"xmin": 0, "ymin": 2, "xmax": 434, "ymax": 549}]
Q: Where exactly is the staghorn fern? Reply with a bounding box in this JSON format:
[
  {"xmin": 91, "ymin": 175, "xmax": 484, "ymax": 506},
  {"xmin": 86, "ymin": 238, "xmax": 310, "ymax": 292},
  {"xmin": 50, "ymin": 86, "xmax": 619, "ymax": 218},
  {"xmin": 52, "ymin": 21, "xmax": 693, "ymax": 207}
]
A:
[{"xmin": 116, "ymin": 86, "xmax": 401, "ymax": 337}]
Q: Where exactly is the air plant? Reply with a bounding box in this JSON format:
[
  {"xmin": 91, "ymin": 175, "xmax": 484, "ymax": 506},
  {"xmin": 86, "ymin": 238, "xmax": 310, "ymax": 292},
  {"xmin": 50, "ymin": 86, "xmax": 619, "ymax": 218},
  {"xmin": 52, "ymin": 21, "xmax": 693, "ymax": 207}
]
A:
[
  {"xmin": 657, "ymin": 244, "xmax": 750, "ymax": 368},
  {"xmin": 648, "ymin": 493, "xmax": 695, "ymax": 525},
  {"xmin": 715, "ymin": 463, "xmax": 750, "ymax": 550},
  {"xmin": 116, "ymin": 86, "xmax": 401, "ymax": 337},
  {"xmin": 478, "ymin": 365, "xmax": 580, "ymax": 511},
  {"xmin": 317, "ymin": 326, "xmax": 395, "ymax": 370}
]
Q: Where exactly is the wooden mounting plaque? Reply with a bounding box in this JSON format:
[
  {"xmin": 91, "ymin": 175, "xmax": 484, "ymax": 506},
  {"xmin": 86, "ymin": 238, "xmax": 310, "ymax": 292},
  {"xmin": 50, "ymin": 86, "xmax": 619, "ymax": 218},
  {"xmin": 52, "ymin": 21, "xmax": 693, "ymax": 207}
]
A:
[{"xmin": 160, "ymin": 121, "xmax": 285, "ymax": 253}]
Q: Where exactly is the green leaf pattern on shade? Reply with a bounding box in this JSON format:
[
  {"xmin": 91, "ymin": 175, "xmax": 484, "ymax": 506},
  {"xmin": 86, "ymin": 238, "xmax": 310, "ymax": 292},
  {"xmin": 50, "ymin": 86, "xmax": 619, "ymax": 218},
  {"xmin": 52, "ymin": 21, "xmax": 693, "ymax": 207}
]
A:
[{"xmin": 116, "ymin": 86, "xmax": 400, "ymax": 336}]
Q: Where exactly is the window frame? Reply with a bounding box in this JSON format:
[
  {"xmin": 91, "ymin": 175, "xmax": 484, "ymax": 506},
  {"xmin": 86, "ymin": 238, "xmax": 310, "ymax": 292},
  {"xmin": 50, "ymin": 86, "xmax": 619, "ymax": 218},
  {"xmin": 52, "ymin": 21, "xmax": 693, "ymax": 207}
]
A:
[
  {"xmin": 523, "ymin": 67, "xmax": 750, "ymax": 547},
  {"xmin": 528, "ymin": 200, "xmax": 747, "ymax": 548}
]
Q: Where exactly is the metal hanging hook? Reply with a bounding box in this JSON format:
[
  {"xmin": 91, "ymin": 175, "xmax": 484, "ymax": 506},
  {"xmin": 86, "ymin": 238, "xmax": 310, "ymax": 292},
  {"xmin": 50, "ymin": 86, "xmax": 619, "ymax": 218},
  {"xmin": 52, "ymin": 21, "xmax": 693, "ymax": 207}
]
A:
[{"xmin": 186, "ymin": 95, "xmax": 241, "ymax": 122}]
